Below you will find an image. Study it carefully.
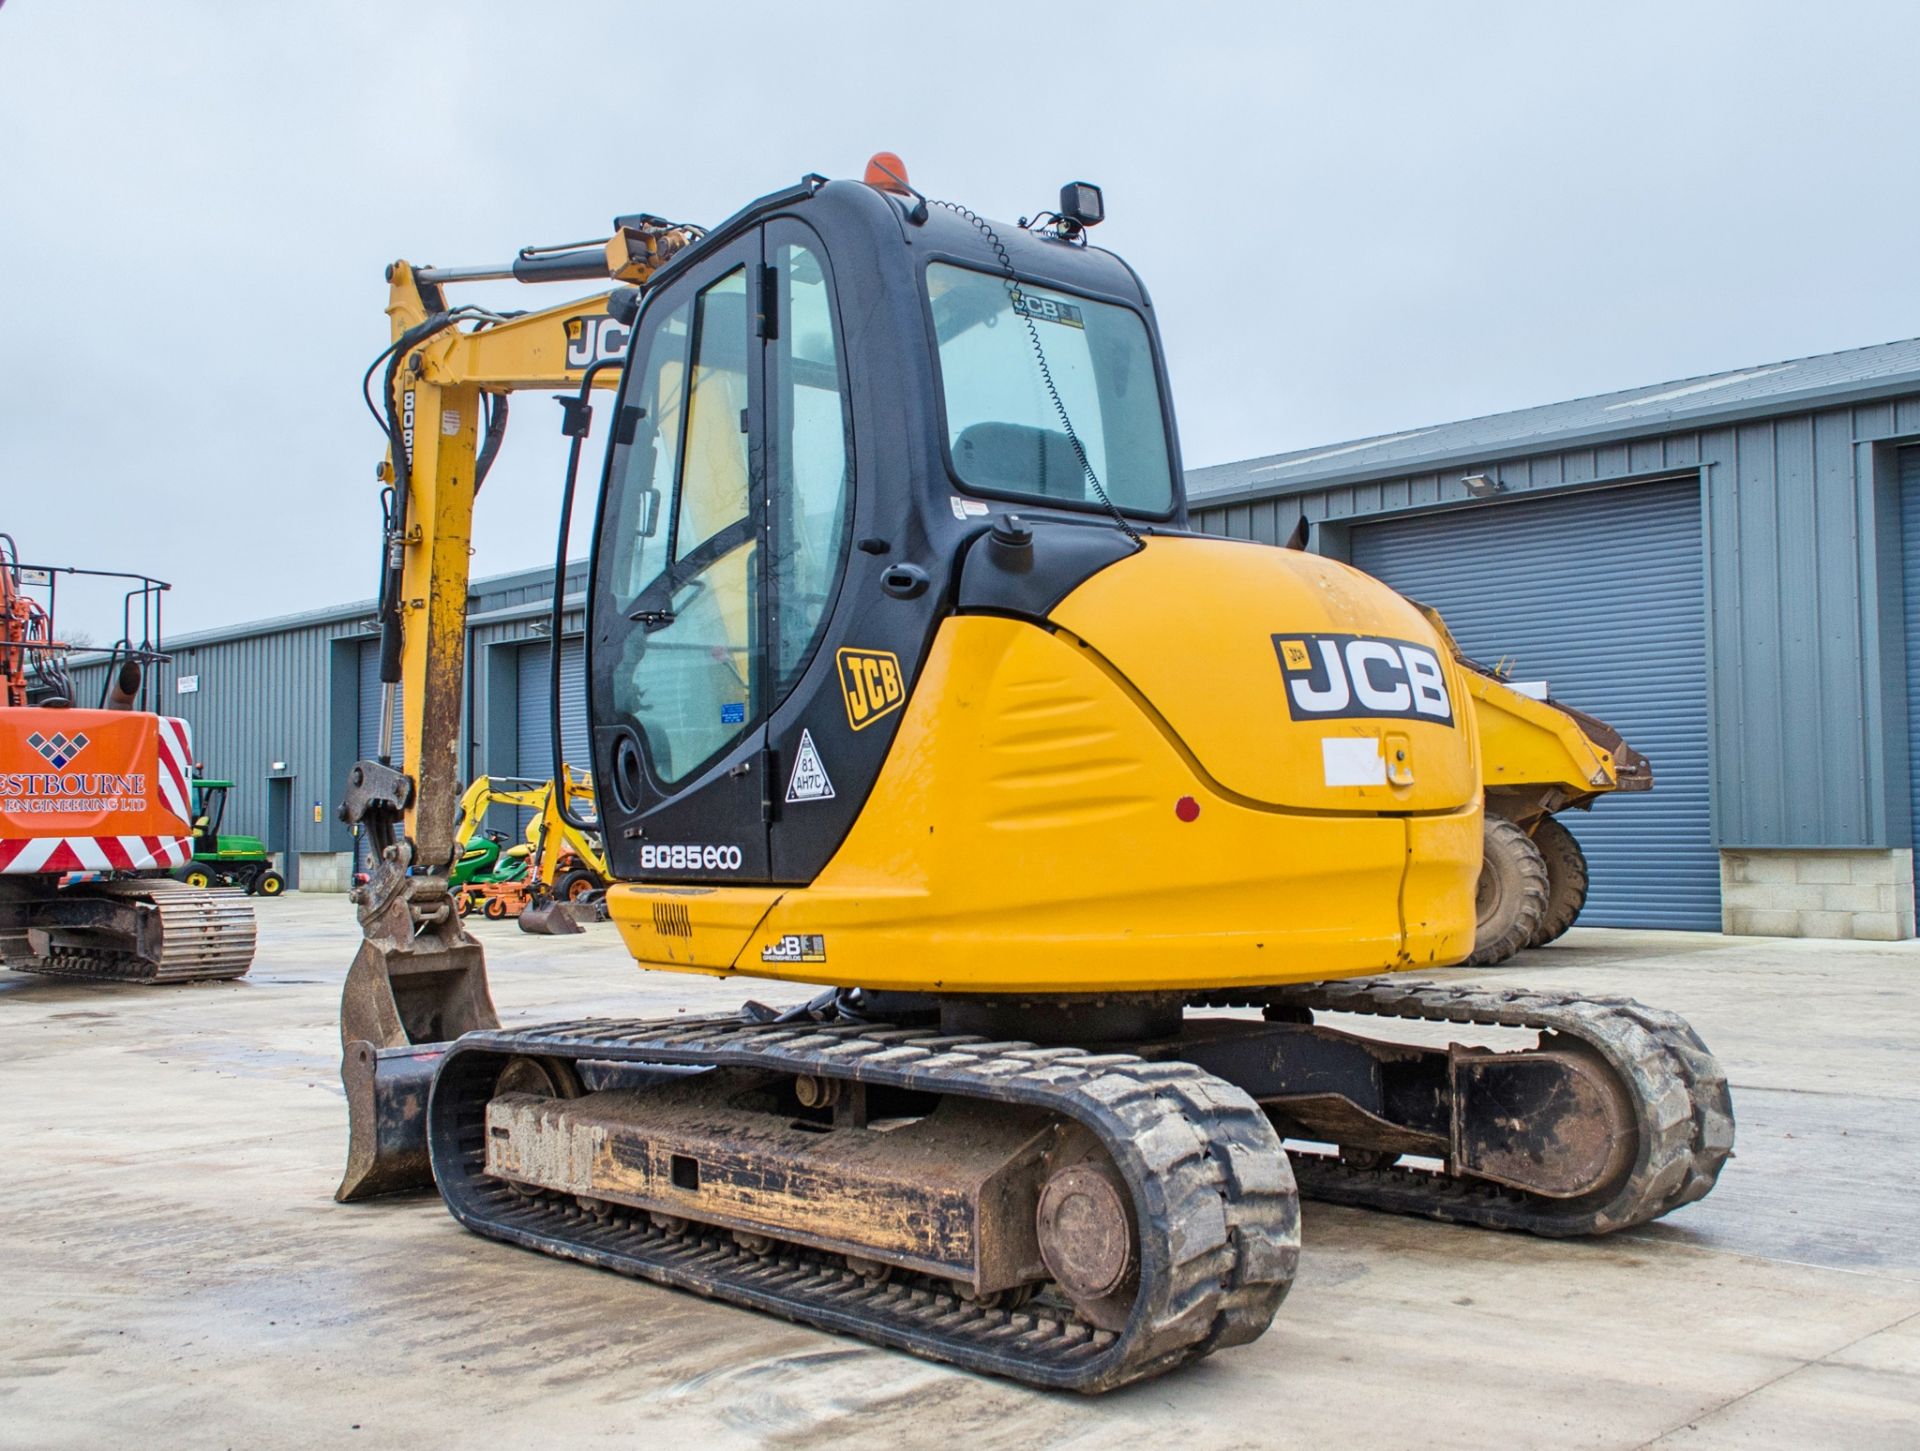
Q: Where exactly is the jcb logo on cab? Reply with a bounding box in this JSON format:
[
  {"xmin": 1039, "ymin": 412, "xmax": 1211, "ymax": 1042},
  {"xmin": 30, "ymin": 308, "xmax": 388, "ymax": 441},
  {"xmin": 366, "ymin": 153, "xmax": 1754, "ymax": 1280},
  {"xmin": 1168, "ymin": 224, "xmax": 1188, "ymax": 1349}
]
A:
[
  {"xmin": 1273, "ymin": 633, "xmax": 1454, "ymax": 726},
  {"xmin": 837, "ymin": 648, "xmax": 904, "ymax": 731}
]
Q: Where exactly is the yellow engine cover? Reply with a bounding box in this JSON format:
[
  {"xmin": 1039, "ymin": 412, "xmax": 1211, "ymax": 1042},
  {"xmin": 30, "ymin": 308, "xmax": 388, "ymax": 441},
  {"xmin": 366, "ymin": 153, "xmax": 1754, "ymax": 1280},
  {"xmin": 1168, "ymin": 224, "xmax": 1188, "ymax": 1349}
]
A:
[{"xmin": 609, "ymin": 536, "xmax": 1482, "ymax": 995}]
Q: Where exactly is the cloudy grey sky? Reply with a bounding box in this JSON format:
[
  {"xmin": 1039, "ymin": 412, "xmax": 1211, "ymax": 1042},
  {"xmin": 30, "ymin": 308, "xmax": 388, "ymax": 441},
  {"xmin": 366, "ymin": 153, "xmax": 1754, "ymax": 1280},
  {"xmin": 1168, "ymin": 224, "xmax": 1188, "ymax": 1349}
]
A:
[{"xmin": 4, "ymin": 1, "xmax": 1917, "ymax": 640}]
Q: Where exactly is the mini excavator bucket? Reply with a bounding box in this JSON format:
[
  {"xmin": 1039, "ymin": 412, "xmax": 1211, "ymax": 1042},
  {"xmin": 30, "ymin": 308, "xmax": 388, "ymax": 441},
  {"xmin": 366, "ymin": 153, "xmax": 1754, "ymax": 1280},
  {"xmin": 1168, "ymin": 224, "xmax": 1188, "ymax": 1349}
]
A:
[
  {"xmin": 336, "ymin": 761, "xmax": 499, "ymax": 1201},
  {"xmin": 516, "ymin": 897, "xmax": 585, "ymax": 935}
]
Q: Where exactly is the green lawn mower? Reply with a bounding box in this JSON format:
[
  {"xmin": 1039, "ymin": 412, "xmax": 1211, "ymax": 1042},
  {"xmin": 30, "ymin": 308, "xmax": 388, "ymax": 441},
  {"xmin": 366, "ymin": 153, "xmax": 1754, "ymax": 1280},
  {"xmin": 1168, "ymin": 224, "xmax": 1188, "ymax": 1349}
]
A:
[{"xmin": 177, "ymin": 779, "xmax": 286, "ymax": 896}]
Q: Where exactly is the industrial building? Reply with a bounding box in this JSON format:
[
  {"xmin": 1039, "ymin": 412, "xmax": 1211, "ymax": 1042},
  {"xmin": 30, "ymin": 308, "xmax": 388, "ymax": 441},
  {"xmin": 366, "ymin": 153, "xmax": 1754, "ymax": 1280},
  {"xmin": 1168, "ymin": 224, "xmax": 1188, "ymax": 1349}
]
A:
[
  {"xmin": 72, "ymin": 562, "xmax": 589, "ymax": 891},
  {"xmin": 73, "ymin": 337, "xmax": 1920, "ymax": 939}
]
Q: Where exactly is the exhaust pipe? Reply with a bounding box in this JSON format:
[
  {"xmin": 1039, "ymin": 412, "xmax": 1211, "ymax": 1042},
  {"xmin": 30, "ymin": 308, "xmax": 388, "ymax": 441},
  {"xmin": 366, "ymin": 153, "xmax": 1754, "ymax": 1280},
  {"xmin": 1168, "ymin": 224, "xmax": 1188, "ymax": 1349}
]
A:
[{"xmin": 105, "ymin": 658, "xmax": 143, "ymax": 710}]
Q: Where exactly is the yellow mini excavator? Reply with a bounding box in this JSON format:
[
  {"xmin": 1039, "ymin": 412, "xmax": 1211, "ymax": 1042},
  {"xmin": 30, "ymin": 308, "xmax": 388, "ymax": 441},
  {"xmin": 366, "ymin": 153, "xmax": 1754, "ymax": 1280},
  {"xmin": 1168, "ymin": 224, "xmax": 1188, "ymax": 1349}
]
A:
[{"xmin": 336, "ymin": 157, "xmax": 1733, "ymax": 1392}]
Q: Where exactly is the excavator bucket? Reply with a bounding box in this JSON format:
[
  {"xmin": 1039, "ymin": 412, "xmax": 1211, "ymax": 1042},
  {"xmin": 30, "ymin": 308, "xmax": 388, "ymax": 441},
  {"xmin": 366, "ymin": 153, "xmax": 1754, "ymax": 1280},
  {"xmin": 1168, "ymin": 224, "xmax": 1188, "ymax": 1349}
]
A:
[
  {"xmin": 335, "ymin": 761, "xmax": 499, "ymax": 1202},
  {"xmin": 515, "ymin": 898, "xmax": 584, "ymax": 935}
]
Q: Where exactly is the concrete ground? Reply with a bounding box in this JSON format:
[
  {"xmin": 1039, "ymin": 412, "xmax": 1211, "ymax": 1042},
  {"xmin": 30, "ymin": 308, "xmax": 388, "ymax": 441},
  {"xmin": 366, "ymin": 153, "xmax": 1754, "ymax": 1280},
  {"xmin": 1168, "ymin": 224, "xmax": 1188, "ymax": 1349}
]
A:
[{"xmin": 4, "ymin": 897, "xmax": 1917, "ymax": 1450}]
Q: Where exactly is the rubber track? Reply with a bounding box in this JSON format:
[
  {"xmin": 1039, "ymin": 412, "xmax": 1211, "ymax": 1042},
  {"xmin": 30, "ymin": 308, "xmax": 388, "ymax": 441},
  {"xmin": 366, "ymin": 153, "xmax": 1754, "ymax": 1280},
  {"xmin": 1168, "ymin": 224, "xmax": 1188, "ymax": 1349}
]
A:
[
  {"xmin": 1222, "ymin": 978, "xmax": 1735, "ymax": 1236},
  {"xmin": 9, "ymin": 879, "xmax": 255, "ymax": 983},
  {"xmin": 429, "ymin": 1017, "xmax": 1301, "ymax": 1392}
]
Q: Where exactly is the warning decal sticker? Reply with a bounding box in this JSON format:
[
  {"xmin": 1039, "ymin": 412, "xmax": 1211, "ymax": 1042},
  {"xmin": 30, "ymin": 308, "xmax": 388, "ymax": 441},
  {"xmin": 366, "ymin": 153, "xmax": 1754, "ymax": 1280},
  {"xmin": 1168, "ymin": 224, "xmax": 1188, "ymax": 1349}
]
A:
[{"xmin": 785, "ymin": 729, "xmax": 836, "ymax": 803}]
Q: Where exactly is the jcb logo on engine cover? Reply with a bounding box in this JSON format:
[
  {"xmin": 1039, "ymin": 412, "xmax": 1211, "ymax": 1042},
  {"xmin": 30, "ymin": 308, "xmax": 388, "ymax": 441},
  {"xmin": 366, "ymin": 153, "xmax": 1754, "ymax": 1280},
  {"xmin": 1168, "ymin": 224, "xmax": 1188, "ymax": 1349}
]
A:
[
  {"xmin": 1273, "ymin": 634, "xmax": 1454, "ymax": 726},
  {"xmin": 836, "ymin": 648, "xmax": 905, "ymax": 731}
]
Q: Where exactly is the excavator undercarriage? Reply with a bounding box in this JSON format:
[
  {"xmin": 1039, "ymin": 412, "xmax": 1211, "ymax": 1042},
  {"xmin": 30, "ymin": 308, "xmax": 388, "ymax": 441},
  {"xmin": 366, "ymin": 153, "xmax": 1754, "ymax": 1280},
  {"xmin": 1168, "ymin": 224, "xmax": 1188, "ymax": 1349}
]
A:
[
  {"xmin": 0, "ymin": 876, "xmax": 257, "ymax": 983},
  {"xmin": 404, "ymin": 976, "xmax": 1729, "ymax": 1391}
]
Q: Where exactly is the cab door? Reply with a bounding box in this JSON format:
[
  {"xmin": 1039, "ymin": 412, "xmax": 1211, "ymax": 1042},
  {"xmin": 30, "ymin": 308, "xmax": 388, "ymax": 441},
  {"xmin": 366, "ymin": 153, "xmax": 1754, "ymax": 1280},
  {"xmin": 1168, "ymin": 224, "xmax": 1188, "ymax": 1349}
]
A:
[{"xmin": 589, "ymin": 234, "xmax": 772, "ymax": 881}]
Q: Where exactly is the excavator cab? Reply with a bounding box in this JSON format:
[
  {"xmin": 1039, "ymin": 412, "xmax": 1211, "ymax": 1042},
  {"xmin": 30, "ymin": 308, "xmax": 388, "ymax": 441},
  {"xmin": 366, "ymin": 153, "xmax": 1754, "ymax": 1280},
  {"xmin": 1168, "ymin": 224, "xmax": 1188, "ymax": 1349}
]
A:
[{"xmin": 584, "ymin": 180, "xmax": 1184, "ymax": 891}]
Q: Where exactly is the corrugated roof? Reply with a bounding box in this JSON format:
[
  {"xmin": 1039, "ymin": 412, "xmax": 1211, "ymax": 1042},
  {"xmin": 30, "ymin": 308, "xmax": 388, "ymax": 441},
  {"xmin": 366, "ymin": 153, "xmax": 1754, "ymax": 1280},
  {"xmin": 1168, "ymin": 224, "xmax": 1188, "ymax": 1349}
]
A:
[
  {"xmin": 68, "ymin": 559, "xmax": 587, "ymax": 662},
  {"xmin": 1188, "ymin": 336, "xmax": 1920, "ymax": 504}
]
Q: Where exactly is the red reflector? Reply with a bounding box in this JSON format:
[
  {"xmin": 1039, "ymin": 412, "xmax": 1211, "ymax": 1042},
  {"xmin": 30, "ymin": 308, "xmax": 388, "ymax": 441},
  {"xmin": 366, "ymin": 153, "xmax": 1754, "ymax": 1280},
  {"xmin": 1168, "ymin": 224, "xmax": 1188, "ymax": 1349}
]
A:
[{"xmin": 1175, "ymin": 796, "xmax": 1200, "ymax": 823}]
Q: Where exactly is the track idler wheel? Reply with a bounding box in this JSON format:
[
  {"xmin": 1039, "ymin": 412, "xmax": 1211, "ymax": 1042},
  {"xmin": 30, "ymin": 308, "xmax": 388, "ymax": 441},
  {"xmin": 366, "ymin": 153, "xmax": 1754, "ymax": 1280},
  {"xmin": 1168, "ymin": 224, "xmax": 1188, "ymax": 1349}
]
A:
[{"xmin": 1035, "ymin": 1155, "xmax": 1138, "ymax": 1330}]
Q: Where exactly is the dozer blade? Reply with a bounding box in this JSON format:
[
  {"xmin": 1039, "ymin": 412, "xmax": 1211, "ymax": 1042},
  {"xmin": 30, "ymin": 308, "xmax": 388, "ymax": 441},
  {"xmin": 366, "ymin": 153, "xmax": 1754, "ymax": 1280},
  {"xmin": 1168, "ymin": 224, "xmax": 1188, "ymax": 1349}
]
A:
[{"xmin": 337, "ymin": 1040, "xmax": 445, "ymax": 1201}]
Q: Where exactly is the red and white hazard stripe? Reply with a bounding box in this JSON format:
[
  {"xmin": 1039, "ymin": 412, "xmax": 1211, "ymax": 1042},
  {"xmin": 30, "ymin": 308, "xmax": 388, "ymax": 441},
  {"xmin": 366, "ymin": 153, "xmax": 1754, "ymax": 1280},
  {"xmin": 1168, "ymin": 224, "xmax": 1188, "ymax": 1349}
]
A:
[
  {"xmin": 0, "ymin": 832, "xmax": 194, "ymax": 875},
  {"xmin": 155, "ymin": 715, "xmax": 193, "ymax": 825}
]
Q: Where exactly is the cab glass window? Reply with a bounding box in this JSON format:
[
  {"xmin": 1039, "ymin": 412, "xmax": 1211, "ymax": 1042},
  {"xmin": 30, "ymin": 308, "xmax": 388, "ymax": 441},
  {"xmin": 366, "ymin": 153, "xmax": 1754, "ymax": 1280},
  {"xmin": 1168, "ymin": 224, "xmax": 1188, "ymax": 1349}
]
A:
[
  {"xmin": 598, "ymin": 266, "xmax": 758, "ymax": 786},
  {"xmin": 768, "ymin": 235, "xmax": 852, "ymax": 696},
  {"xmin": 927, "ymin": 262, "xmax": 1173, "ymax": 514}
]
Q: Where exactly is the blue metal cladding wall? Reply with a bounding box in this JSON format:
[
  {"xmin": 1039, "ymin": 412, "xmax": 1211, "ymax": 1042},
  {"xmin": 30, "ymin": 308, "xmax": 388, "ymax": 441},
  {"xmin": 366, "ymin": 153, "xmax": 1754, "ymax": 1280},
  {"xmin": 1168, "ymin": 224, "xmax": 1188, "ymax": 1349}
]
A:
[
  {"xmin": 1899, "ymin": 448, "xmax": 1920, "ymax": 892},
  {"xmin": 1349, "ymin": 479, "xmax": 1719, "ymax": 929}
]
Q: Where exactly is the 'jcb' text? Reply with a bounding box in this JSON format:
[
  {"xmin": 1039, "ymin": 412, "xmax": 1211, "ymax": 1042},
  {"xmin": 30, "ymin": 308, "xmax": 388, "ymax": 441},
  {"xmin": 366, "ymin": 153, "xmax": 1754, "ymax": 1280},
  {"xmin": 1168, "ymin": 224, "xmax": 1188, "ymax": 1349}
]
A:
[
  {"xmin": 836, "ymin": 648, "xmax": 905, "ymax": 731},
  {"xmin": 1272, "ymin": 634, "xmax": 1454, "ymax": 726}
]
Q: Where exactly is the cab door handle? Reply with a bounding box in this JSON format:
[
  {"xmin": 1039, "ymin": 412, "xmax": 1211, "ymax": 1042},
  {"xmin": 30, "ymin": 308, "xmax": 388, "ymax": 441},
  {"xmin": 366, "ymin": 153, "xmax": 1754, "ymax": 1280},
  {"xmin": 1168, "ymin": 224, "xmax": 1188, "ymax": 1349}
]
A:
[{"xmin": 882, "ymin": 564, "xmax": 929, "ymax": 599}]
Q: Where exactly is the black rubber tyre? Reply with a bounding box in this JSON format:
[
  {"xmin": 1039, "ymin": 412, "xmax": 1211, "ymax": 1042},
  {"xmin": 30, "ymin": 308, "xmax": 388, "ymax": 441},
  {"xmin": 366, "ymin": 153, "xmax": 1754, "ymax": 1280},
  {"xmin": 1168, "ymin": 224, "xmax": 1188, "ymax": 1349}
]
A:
[
  {"xmin": 1465, "ymin": 815, "xmax": 1549, "ymax": 966},
  {"xmin": 552, "ymin": 869, "xmax": 597, "ymax": 904},
  {"xmin": 255, "ymin": 870, "xmax": 287, "ymax": 898},
  {"xmin": 1526, "ymin": 814, "xmax": 1590, "ymax": 947},
  {"xmin": 182, "ymin": 864, "xmax": 218, "ymax": 890}
]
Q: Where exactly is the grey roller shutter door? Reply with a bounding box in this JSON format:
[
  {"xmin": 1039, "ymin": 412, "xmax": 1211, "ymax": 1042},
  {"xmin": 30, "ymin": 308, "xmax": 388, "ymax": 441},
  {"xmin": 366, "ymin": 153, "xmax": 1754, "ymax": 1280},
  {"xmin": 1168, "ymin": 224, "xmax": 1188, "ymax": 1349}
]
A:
[
  {"xmin": 355, "ymin": 641, "xmax": 403, "ymax": 873},
  {"xmin": 1350, "ymin": 478, "xmax": 1716, "ymax": 930},
  {"xmin": 1899, "ymin": 448, "xmax": 1920, "ymax": 910},
  {"xmin": 516, "ymin": 638, "xmax": 588, "ymax": 780}
]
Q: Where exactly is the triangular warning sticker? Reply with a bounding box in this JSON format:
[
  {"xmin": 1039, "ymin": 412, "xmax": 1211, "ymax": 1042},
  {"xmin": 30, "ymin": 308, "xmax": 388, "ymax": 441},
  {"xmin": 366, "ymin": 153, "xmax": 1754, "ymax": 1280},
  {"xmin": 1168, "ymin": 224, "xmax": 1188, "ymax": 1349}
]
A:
[{"xmin": 785, "ymin": 729, "xmax": 836, "ymax": 803}]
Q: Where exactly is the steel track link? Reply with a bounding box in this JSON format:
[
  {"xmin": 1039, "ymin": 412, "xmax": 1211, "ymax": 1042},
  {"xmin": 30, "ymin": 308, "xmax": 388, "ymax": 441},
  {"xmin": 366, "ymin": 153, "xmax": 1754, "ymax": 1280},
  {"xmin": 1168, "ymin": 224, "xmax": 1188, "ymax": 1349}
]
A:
[
  {"xmin": 427, "ymin": 1016, "xmax": 1301, "ymax": 1392},
  {"xmin": 8, "ymin": 880, "xmax": 256, "ymax": 984},
  {"xmin": 1224, "ymin": 978, "xmax": 1735, "ymax": 1236}
]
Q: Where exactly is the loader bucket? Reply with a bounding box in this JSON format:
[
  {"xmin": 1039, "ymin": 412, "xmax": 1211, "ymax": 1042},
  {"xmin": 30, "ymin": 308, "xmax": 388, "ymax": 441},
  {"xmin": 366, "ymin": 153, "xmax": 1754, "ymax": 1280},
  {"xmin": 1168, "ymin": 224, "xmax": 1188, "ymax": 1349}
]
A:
[
  {"xmin": 336, "ymin": 1040, "xmax": 444, "ymax": 1201},
  {"xmin": 517, "ymin": 899, "xmax": 585, "ymax": 936}
]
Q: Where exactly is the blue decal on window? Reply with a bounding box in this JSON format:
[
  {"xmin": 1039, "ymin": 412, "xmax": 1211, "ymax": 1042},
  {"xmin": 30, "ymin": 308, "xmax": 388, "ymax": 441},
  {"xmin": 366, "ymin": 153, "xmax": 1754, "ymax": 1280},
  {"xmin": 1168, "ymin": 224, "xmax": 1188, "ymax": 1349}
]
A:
[{"xmin": 720, "ymin": 702, "xmax": 746, "ymax": 725}]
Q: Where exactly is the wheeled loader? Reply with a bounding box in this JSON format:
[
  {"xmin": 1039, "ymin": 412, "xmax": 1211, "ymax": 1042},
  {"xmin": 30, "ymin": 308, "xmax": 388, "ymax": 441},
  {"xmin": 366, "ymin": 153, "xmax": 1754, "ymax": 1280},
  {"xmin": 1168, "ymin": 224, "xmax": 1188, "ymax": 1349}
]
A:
[
  {"xmin": 1462, "ymin": 663, "xmax": 1651, "ymax": 964},
  {"xmin": 332, "ymin": 158, "xmax": 1733, "ymax": 1391}
]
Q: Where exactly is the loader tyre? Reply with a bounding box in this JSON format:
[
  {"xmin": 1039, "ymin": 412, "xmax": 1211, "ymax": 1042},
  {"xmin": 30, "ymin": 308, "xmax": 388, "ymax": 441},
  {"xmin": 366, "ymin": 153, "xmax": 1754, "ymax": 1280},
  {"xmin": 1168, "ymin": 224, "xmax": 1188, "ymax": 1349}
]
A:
[
  {"xmin": 1466, "ymin": 815, "xmax": 1549, "ymax": 966},
  {"xmin": 552, "ymin": 869, "xmax": 597, "ymax": 904},
  {"xmin": 1527, "ymin": 814, "xmax": 1589, "ymax": 947}
]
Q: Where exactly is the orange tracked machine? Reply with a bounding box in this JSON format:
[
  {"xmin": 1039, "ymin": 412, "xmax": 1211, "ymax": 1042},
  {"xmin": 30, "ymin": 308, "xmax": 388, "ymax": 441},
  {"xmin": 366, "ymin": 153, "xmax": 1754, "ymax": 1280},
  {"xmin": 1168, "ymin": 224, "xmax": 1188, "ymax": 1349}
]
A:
[{"xmin": 0, "ymin": 534, "xmax": 254, "ymax": 982}]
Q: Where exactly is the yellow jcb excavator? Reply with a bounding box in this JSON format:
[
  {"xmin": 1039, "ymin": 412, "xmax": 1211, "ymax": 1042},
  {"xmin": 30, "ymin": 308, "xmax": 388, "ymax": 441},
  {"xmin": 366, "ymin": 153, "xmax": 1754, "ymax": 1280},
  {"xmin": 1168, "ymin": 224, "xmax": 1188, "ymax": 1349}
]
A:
[{"xmin": 334, "ymin": 157, "xmax": 1733, "ymax": 1392}]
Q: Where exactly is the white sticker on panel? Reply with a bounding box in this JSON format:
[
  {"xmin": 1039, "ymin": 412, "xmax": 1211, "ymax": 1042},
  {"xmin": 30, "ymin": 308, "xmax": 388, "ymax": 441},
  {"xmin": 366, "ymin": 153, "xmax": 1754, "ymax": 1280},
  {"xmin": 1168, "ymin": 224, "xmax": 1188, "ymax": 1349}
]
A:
[{"xmin": 1322, "ymin": 736, "xmax": 1387, "ymax": 787}]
